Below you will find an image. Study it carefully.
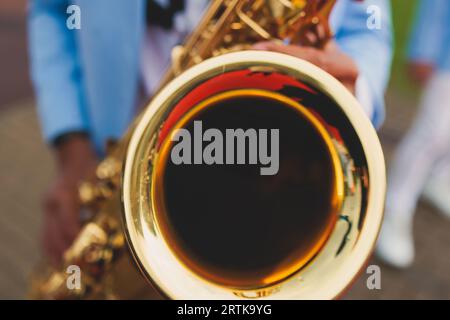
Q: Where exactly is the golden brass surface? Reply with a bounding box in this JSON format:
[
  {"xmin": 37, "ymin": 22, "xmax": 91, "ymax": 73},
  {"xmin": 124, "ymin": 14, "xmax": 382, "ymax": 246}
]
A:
[
  {"xmin": 30, "ymin": 0, "xmax": 385, "ymax": 300},
  {"xmin": 152, "ymin": 89, "xmax": 345, "ymax": 290}
]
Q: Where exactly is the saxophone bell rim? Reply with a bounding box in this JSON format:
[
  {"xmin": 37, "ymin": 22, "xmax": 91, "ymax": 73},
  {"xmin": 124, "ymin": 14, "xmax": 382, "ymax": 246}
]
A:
[{"xmin": 122, "ymin": 50, "xmax": 386, "ymax": 299}]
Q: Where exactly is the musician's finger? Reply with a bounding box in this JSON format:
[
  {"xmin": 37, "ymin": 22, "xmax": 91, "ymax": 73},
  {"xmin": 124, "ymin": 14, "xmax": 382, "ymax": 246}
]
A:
[
  {"xmin": 304, "ymin": 31, "xmax": 318, "ymax": 45},
  {"xmin": 316, "ymin": 24, "xmax": 326, "ymax": 41},
  {"xmin": 252, "ymin": 42, "xmax": 322, "ymax": 66}
]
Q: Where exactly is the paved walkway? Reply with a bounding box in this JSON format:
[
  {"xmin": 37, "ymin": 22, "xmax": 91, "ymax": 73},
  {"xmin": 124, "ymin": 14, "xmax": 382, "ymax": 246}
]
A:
[
  {"xmin": 0, "ymin": 101, "xmax": 52, "ymax": 299},
  {"xmin": 0, "ymin": 0, "xmax": 32, "ymax": 109}
]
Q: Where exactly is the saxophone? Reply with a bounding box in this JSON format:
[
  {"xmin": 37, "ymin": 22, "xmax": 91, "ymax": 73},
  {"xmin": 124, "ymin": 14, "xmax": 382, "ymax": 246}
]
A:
[{"xmin": 30, "ymin": 0, "xmax": 386, "ymax": 299}]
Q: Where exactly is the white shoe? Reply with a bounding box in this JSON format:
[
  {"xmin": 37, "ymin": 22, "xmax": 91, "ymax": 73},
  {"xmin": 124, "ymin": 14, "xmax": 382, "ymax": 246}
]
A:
[
  {"xmin": 422, "ymin": 175, "xmax": 450, "ymax": 219},
  {"xmin": 376, "ymin": 214, "xmax": 414, "ymax": 269}
]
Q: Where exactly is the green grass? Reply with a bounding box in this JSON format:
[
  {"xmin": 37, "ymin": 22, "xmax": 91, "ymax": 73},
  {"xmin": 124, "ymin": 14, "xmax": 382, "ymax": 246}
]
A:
[{"xmin": 389, "ymin": 0, "xmax": 419, "ymax": 94}]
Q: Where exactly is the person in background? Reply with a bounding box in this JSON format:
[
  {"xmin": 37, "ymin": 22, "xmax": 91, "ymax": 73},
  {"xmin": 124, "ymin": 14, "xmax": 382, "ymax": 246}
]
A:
[
  {"xmin": 377, "ymin": 0, "xmax": 450, "ymax": 269},
  {"xmin": 28, "ymin": 0, "xmax": 392, "ymax": 265}
]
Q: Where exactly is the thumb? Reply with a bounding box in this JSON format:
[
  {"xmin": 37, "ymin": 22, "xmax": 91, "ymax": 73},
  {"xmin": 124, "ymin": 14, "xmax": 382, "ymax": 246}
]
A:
[{"xmin": 252, "ymin": 41, "xmax": 275, "ymax": 51}]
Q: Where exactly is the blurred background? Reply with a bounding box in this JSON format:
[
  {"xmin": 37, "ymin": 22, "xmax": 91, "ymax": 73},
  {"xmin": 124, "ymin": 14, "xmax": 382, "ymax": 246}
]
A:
[{"xmin": 1, "ymin": 0, "xmax": 449, "ymax": 299}]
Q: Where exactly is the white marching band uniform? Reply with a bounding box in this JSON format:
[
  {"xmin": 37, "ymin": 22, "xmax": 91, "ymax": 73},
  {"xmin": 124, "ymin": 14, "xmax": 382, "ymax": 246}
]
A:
[{"xmin": 377, "ymin": 0, "xmax": 450, "ymax": 268}]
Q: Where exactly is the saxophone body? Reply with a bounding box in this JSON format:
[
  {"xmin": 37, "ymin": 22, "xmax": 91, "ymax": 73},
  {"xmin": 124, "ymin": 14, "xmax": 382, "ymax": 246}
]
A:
[{"xmin": 30, "ymin": 0, "xmax": 386, "ymax": 300}]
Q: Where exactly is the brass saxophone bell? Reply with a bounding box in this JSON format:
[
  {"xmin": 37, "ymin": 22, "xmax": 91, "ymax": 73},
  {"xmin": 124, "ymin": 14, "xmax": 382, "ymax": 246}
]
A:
[
  {"xmin": 30, "ymin": 0, "xmax": 385, "ymax": 300},
  {"xmin": 122, "ymin": 50, "xmax": 385, "ymax": 299}
]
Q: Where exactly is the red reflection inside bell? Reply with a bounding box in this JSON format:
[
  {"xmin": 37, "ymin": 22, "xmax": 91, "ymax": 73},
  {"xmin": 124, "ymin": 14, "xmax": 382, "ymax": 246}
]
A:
[{"xmin": 157, "ymin": 70, "xmax": 317, "ymax": 147}]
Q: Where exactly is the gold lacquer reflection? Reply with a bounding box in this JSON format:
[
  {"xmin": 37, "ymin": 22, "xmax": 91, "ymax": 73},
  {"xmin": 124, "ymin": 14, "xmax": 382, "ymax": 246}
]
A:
[{"xmin": 151, "ymin": 89, "xmax": 344, "ymax": 290}]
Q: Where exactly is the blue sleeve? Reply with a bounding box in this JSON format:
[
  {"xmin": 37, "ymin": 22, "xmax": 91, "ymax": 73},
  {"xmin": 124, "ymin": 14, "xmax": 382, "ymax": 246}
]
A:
[
  {"xmin": 408, "ymin": 0, "xmax": 450, "ymax": 64},
  {"xmin": 335, "ymin": 0, "xmax": 393, "ymax": 128},
  {"xmin": 28, "ymin": 0, "xmax": 90, "ymax": 143}
]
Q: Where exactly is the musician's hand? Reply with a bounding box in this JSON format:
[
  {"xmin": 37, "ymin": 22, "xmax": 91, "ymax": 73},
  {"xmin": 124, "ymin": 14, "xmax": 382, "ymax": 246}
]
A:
[
  {"xmin": 252, "ymin": 41, "xmax": 359, "ymax": 94},
  {"xmin": 43, "ymin": 136, "xmax": 98, "ymax": 266},
  {"xmin": 407, "ymin": 61, "xmax": 435, "ymax": 86}
]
